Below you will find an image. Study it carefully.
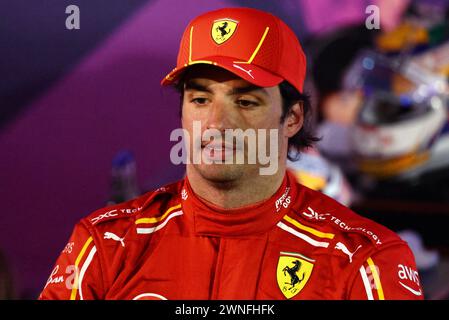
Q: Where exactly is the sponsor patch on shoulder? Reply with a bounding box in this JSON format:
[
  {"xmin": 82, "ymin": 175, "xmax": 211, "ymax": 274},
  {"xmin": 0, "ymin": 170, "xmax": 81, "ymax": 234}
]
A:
[
  {"xmin": 300, "ymin": 206, "xmax": 383, "ymax": 245},
  {"xmin": 397, "ymin": 264, "xmax": 422, "ymax": 296},
  {"xmin": 89, "ymin": 206, "xmax": 143, "ymax": 225}
]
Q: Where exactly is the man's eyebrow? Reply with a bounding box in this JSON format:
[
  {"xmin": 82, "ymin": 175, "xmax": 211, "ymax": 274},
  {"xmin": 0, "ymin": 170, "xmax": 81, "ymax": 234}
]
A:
[
  {"xmin": 184, "ymin": 80, "xmax": 269, "ymax": 96},
  {"xmin": 230, "ymin": 85, "xmax": 269, "ymax": 96},
  {"xmin": 184, "ymin": 81, "xmax": 212, "ymax": 93}
]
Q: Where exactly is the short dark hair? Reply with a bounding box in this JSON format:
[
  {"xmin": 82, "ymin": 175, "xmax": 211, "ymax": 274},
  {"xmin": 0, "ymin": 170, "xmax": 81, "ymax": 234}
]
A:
[
  {"xmin": 174, "ymin": 77, "xmax": 319, "ymax": 161},
  {"xmin": 278, "ymin": 80, "xmax": 320, "ymax": 161}
]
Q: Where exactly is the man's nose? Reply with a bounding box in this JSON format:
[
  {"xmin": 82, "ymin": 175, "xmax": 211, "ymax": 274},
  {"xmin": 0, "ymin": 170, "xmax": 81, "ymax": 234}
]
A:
[{"xmin": 205, "ymin": 100, "xmax": 233, "ymax": 131}]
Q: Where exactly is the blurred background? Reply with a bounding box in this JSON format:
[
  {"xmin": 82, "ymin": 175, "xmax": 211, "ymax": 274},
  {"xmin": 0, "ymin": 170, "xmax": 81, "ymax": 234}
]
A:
[{"xmin": 1, "ymin": 0, "xmax": 448, "ymax": 299}]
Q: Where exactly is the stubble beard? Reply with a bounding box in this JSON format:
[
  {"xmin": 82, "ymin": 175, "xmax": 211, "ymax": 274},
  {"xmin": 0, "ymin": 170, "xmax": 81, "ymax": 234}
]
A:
[{"xmin": 192, "ymin": 162, "xmax": 246, "ymax": 190}]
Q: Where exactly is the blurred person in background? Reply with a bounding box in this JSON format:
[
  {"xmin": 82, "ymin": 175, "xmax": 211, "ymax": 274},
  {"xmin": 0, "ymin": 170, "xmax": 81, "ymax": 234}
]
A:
[
  {"xmin": 292, "ymin": 0, "xmax": 414, "ymax": 205},
  {"xmin": 307, "ymin": 0, "xmax": 449, "ymax": 187},
  {"xmin": 341, "ymin": 0, "xmax": 449, "ymax": 194},
  {"xmin": 306, "ymin": 0, "xmax": 449, "ymax": 299}
]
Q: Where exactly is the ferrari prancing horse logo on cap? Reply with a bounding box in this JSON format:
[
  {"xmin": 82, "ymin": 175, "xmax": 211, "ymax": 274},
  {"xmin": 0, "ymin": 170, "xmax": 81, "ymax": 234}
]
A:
[{"xmin": 212, "ymin": 19, "xmax": 238, "ymax": 45}]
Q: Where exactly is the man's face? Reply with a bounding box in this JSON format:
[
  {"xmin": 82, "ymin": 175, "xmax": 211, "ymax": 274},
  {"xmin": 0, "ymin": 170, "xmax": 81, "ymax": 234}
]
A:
[{"xmin": 181, "ymin": 65, "xmax": 291, "ymax": 184}]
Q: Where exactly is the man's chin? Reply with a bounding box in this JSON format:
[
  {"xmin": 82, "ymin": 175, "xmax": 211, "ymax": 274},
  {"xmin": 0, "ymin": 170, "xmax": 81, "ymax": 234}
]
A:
[{"xmin": 194, "ymin": 164, "xmax": 245, "ymax": 186}]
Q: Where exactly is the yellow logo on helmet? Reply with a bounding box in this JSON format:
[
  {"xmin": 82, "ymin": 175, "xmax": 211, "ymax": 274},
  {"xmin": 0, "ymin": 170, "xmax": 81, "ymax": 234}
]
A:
[
  {"xmin": 277, "ymin": 252, "xmax": 314, "ymax": 299},
  {"xmin": 212, "ymin": 19, "xmax": 238, "ymax": 45}
]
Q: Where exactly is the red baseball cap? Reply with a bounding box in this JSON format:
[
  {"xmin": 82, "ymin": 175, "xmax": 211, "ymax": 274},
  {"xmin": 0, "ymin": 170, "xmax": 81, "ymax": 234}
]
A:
[{"xmin": 161, "ymin": 7, "xmax": 307, "ymax": 93}]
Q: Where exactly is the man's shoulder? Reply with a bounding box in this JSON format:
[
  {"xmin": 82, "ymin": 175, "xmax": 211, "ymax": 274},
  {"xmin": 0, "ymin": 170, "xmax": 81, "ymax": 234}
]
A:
[
  {"xmin": 79, "ymin": 179, "xmax": 184, "ymax": 231},
  {"xmin": 292, "ymin": 184, "xmax": 405, "ymax": 249}
]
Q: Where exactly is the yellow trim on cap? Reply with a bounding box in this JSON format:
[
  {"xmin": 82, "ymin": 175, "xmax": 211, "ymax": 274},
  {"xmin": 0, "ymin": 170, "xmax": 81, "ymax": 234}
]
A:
[
  {"xmin": 188, "ymin": 26, "xmax": 214, "ymax": 66},
  {"xmin": 189, "ymin": 26, "xmax": 194, "ymax": 63},
  {"xmin": 189, "ymin": 60, "xmax": 214, "ymax": 65},
  {"xmin": 234, "ymin": 27, "xmax": 269, "ymax": 64}
]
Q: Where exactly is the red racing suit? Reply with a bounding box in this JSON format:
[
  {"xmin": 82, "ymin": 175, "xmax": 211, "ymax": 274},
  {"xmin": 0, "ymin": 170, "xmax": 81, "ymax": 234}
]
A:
[{"xmin": 39, "ymin": 171, "xmax": 423, "ymax": 300}]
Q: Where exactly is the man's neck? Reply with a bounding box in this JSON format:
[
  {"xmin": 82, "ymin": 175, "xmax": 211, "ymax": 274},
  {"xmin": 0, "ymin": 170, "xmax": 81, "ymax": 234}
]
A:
[{"xmin": 186, "ymin": 166, "xmax": 286, "ymax": 209}]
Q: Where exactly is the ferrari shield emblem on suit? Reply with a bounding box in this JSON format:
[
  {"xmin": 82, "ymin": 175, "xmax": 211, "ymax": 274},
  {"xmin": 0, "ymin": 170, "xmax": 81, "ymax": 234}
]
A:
[
  {"xmin": 277, "ymin": 252, "xmax": 314, "ymax": 299},
  {"xmin": 211, "ymin": 19, "xmax": 238, "ymax": 44}
]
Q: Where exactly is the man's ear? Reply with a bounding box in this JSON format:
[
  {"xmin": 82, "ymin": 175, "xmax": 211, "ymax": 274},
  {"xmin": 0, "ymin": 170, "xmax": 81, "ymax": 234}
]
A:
[{"xmin": 284, "ymin": 101, "xmax": 304, "ymax": 138}]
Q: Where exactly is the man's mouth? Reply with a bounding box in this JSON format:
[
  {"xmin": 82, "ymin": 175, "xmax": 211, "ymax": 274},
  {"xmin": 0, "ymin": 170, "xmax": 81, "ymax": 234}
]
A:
[
  {"xmin": 201, "ymin": 142, "xmax": 238, "ymax": 161},
  {"xmin": 201, "ymin": 142, "xmax": 236, "ymax": 151}
]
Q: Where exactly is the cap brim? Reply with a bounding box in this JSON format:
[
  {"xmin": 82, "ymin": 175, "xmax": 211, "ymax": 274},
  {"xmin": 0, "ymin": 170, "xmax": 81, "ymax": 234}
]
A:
[{"xmin": 161, "ymin": 56, "xmax": 284, "ymax": 88}]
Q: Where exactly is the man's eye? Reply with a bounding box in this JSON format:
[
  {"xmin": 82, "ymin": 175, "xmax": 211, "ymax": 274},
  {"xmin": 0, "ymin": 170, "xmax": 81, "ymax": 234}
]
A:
[
  {"xmin": 237, "ymin": 99, "xmax": 258, "ymax": 107},
  {"xmin": 191, "ymin": 97, "xmax": 209, "ymax": 105}
]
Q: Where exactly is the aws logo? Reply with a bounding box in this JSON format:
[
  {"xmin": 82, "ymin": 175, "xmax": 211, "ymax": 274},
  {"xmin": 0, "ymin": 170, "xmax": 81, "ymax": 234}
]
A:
[
  {"xmin": 211, "ymin": 19, "xmax": 238, "ymax": 44},
  {"xmin": 397, "ymin": 264, "xmax": 422, "ymax": 296},
  {"xmin": 398, "ymin": 264, "xmax": 420, "ymax": 285}
]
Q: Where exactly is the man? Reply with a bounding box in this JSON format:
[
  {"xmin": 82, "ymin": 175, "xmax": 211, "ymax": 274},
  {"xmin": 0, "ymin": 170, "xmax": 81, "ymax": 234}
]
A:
[{"xmin": 39, "ymin": 7, "xmax": 423, "ymax": 300}]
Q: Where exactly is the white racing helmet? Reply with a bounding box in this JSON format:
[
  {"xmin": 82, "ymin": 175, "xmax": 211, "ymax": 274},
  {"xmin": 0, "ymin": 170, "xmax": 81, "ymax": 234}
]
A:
[{"xmin": 344, "ymin": 49, "xmax": 448, "ymax": 179}]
